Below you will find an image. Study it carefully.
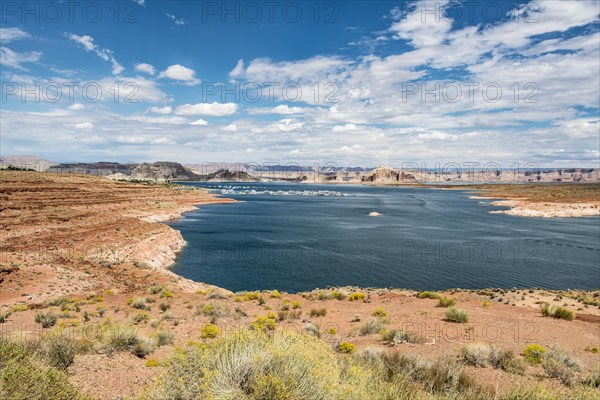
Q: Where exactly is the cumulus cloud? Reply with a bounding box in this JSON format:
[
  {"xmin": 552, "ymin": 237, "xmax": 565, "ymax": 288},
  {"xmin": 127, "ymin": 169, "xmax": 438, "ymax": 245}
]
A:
[
  {"xmin": 221, "ymin": 124, "xmax": 238, "ymax": 132},
  {"xmin": 332, "ymin": 124, "xmax": 357, "ymax": 132},
  {"xmin": 158, "ymin": 64, "xmax": 200, "ymax": 85},
  {"xmin": 229, "ymin": 59, "xmax": 245, "ymax": 77},
  {"xmin": 247, "ymin": 105, "xmax": 305, "ymax": 115},
  {"xmin": 190, "ymin": 119, "xmax": 208, "ymax": 126},
  {"xmin": 174, "ymin": 102, "xmax": 238, "ymax": 116},
  {"xmin": 68, "ymin": 33, "xmax": 124, "ymax": 75},
  {"xmin": 134, "ymin": 63, "xmax": 156, "ymax": 75},
  {"xmin": 149, "ymin": 106, "xmax": 172, "ymax": 114},
  {"xmin": 68, "ymin": 103, "xmax": 85, "ymax": 111}
]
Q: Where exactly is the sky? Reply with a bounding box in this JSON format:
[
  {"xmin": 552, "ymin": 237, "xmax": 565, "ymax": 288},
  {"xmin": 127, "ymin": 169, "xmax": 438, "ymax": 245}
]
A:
[{"xmin": 0, "ymin": 0, "xmax": 599, "ymax": 167}]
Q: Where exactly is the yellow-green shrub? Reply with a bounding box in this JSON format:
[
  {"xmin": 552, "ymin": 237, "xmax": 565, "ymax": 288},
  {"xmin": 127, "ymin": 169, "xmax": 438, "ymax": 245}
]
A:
[
  {"xmin": 523, "ymin": 344, "xmax": 546, "ymax": 365},
  {"xmin": 200, "ymin": 323, "xmax": 219, "ymax": 339},
  {"xmin": 338, "ymin": 342, "xmax": 357, "ymax": 354},
  {"xmin": 349, "ymin": 293, "xmax": 365, "ymax": 301}
]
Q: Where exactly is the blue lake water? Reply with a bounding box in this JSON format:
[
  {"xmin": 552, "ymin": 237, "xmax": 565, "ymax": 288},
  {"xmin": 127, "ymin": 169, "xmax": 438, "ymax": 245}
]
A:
[{"xmin": 168, "ymin": 182, "xmax": 600, "ymax": 292}]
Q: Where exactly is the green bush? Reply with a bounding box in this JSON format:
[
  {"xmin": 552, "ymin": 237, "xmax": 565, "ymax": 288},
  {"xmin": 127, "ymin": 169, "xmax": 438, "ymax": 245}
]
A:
[
  {"xmin": 523, "ymin": 344, "xmax": 546, "ymax": 365},
  {"xmin": 0, "ymin": 336, "xmax": 91, "ymax": 400},
  {"xmin": 371, "ymin": 307, "xmax": 388, "ymax": 317},
  {"xmin": 436, "ymin": 297, "xmax": 456, "ymax": 308},
  {"xmin": 358, "ymin": 319, "xmax": 387, "ymax": 336},
  {"xmin": 200, "ymin": 323, "xmax": 219, "ymax": 338},
  {"xmin": 43, "ymin": 334, "xmax": 76, "ymax": 370},
  {"xmin": 541, "ymin": 304, "xmax": 574, "ymax": 320},
  {"xmin": 444, "ymin": 307, "xmax": 469, "ymax": 323},
  {"xmin": 309, "ymin": 308, "xmax": 327, "ymax": 317},
  {"xmin": 155, "ymin": 331, "xmax": 173, "ymax": 347},
  {"xmin": 96, "ymin": 323, "xmax": 154, "ymax": 358},
  {"xmin": 35, "ymin": 312, "xmax": 58, "ymax": 328},
  {"xmin": 459, "ymin": 343, "xmax": 492, "ymax": 367},
  {"xmin": 131, "ymin": 297, "xmax": 151, "ymax": 311},
  {"xmin": 417, "ymin": 291, "xmax": 440, "ymax": 299},
  {"xmin": 349, "ymin": 292, "xmax": 365, "ymax": 301},
  {"xmin": 337, "ymin": 341, "xmax": 357, "ymax": 354}
]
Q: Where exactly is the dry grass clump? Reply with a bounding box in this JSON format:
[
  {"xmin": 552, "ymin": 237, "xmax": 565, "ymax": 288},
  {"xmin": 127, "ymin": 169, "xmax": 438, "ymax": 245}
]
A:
[
  {"xmin": 95, "ymin": 323, "xmax": 155, "ymax": 357},
  {"xmin": 0, "ymin": 335, "xmax": 91, "ymax": 400},
  {"xmin": 35, "ymin": 311, "xmax": 58, "ymax": 328},
  {"xmin": 357, "ymin": 319, "xmax": 387, "ymax": 336},
  {"xmin": 444, "ymin": 307, "xmax": 469, "ymax": 323},
  {"xmin": 382, "ymin": 329, "xmax": 426, "ymax": 345},
  {"xmin": 542, "ymin": 348, "xmax": 581, "ymax": 386},
  {"xmin": 541, "ymin": 304, "xmax": 575, "ymax": 320},
  {"xmin": 436, "ymin": 297, "xmax": 456, "ymax": 308},
  {"xmin": 309, "ymin": 308, "xmax": 327, "ymax": 317}
]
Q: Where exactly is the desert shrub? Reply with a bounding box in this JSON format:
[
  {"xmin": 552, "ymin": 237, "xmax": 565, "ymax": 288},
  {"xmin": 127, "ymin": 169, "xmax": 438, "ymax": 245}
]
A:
[
  {"xmin": 482, "ymin": 300, "xmax": 492, "ymax": 308},
  {"xmin": 583, "ymin": 368, "xmax": 600, "ymax": 388},
  {"xmin": 244, "ymin": 291, "xmax": 260, "ymax": 301},
  {"xmin": 141, "ymin": 330, "xmax": 340, "ymax": 400},
  {"xmin": 444, "ymin": 307, "xmax": 469, "ymax": 323},
  {"xmin": 541, "ymin": 304, "xmax": 574, "ymax": 320},
  {"xmin": 206, "ymin": 289, "xmax": 228, "ymax": 299},
  {"xmin": 460, "ymin": 343, "xmax": 492, "ymax": 367},
  {"xmin": 417, "ymin": 291, "xmax": 440, "ymax": 299},
  {"xmin": 358, "ymin": 319, "xmax": 386, "ymax": 336},
  {"xmin": 332, "ymin": 291, "xmax": 346, "ymax": 300},
  {"xmin": 523, "ymin": 344, "xmax": 546, "ymax": 365},
  {"xmin": 436, "ymin": 297, "xmax": 456, "ymax": 308},
  {"xmin": 146, "ymin": 358, "xmax": 160, "ymax": 367},
  {"xmin": 200, "ymin": 323, "xmax": 220, "ymax": 338},
  {"xmin": 270, "ymin": 289, "xmax": 281, "ymax": 298},
  {"xmin": 35, "ymin": 312, "xmax": 58, "ymax": 328},
  {"xmin": 382, "ymin": 329, "xmax": 425, "ymax": 345},
  {"xmin": 490, "ymin": 349, "xmax": 526, "ymax": 375},
  {"xmin": 584, "ymin": 345, "xmax": 599, "ymax": 353},
  {"xmin": 303, "ymin": 322, "xmax": 320, "ymax": 338},
  {"xmin": 252, "ymin": 316, "xmax": 276, "ymax": 332},
  {"xmin": 96, "ymin": 323, "xmax": 154, "ymax": 358},
  {"xmin": 160, "ymin": 289, "xmax": 174, "ymax": 299},
  {"xmin": 197, "ymin": 301, "xmax": 230, "ymax": 319},
  {"xmin": 132, "ymin": 338, "xmax": 156, "ymax": 358},
  {"xmin": 156, "ymin": 331, "xmax": 174, "ymax": 347},
  {"xmin": 42, "ymin": 334, "xmax": 76, "ymax": 370},
  {"xmin": 371, "ymin": 307, "xmax": 388, "ymax": 317},
  {"xmin": 96, "ymin": 307, "xmax": 106, "ymax": 317},
  {"xmin": 312, "ymin": 290, "xmax": 333, "ymax": 300},
  {"xmin": 378, "ymin": 352, "xmax": 492, "ymax": 398},
  {"xmin": 349, "ymin": 292, "xmax": 365, "ymax": 301},
  {"xmin": 292, "ymin": 301, "xmax": 302, "ymax": 309},
  {"xmin": 159, "ymin": 303, "xmax": 170, "ymax": 312},
  {"xmin": 132, "ymin": 312, "xmax": 149, "ymax": 324},
  {"xmin": 288, "ymin": 310, "xmax": 302, "ymax": 320},
  {"xmin": 327, "ymin": 327, "xmax": 337, "ymax": 335},
  {"xmin": 337, "ymin": 342, "xmax": 357, "ymax": 354},
  {"xmin": 309, "ymin": 308, "xmax": 327, "ymax": 317},
  {"xmin": 0, "ymin": 336, "xmax": 91, "ymax": 400},
  {"xmin": 542, "ymin": 348, "xmax": 581, "ymax": 386},
  {"xmin": 147, "ymin": 284, "xmax": 166, "ymax": 295},
  {"xmin": 131, "ymin": 297, "xmax": 150, "ymax": 311}
]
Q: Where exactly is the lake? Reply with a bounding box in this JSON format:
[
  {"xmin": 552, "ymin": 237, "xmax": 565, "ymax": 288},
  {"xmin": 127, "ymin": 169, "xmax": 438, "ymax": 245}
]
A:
[{"xmin": 168, "ymin": 182, "xmax": 600, "ymax": 292}]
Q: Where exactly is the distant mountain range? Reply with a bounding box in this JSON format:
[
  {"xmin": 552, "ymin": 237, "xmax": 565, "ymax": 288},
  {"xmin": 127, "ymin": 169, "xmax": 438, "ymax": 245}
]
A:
[{"xmin": 2, "ymin": 156, "xmax": 598, "ymax": 184}]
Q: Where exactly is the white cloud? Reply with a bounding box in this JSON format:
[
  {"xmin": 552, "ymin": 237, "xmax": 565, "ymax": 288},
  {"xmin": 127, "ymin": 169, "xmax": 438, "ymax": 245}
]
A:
[
  {"xmin": 175, "ymin": 102, "xmax": 238, "ymax": 116},
  {"xmin": 229, "ymin": 59, "xmax": 245, "ymax": 77},
  {"xmin": 0, "ymin": 46, "xmax": 41, "ymax": 69},
  {"xmin": 0, "ymin": 28, "xmax": 30, "ymax": 43},
  {"xmin": 166, "ymin": 13, "xmax": 187, "ymax": 25},
  {"xmin": 221, "ymin": 124, "xmax": 238, "ymax": 132},
  {"xmin": 332, "ymin": 123, "xmax": 357, "ymax": 132},
  {"xmin": 190, "ymin": 119, "xmax": 208, "ymax": 126},
  {"xmin": 74, "ymin": 122, "xmax": 94, "ymax": 129},
  {"xmin": 135, "ymin": 0, "xmax": 145, "ymax": 5},
  {"xmin": 68, "ymin": 33, "xmax": 124, "ymax": 75},
  {"xmin": 248, "ymin": 105, "xmax": 305, "ymax": 115},
  {"xmin": 149, "ymin": 106, "xmax": 172, "ymax": 114},
  {"xmin": 158, "ymin": 64, "xmax": 200, "ymax": 85},
  {"xmin": 68, "ymin": 103, "xmax": 85, "ymax": 111},
  {"xmin": 269, "ymin": 118, "xmax": 304, "ymax": 132},
  {"xmin": 125, "ymin": 115, "xmax": 188, "ymax": 125},
  {"xmin": 134, "ymin": 63, "xmax": 156, "ymax": 75}
]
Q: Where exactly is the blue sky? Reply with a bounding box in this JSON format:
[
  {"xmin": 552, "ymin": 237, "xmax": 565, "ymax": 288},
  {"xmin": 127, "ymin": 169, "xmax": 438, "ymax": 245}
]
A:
[{"xmin": 1, "ymin": 0, "xmax": 599, "ymax": 166}]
